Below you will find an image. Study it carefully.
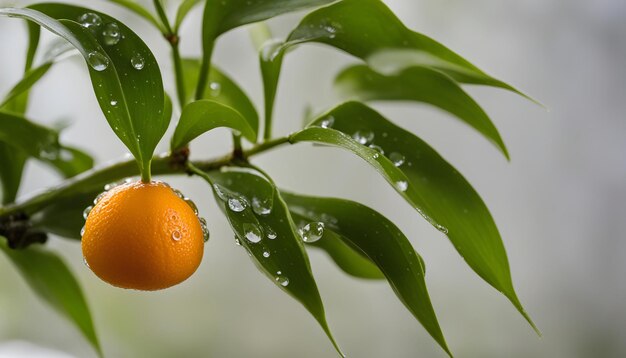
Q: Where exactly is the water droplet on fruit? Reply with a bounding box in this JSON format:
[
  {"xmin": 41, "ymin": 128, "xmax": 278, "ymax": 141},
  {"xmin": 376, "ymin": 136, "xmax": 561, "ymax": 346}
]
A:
[
  {"xmin": 300, "ymin": 222, "xmax": 324, "ymax": 243},
  {"xmin": 353, "ymin": 130, "xmax": 374, "ymax": 145},
  {"xmin": 209, "ymin": 82, "xmax": 221, "ymax": 96},
  {"xmin": 389, "ymin": 152, "xmax": 405, "ymax": 167},
  {"xmin": 395, "ymin": 180, "xmax": 408, "ymax": 192},
  {"xmin": 131, "ymin": 53, "xmax": 144, "ymax": 70},
  {"xmin": 87, "ymin": 52, "xmax": 109, "ymax": 71},
  {"xmin": 78, "ymin": 13, "xmax": 102, "ymax": 29},
  {"xmin": 102, "ymin": 22, "xmax": 121, "ymax": 45},
  {"xmin": 80, "ymin": 226, "xmax": 86, "ymax": 237},
  {"xmin": 93, "ymin": 192, "xmax": 106, "ymax": 204},
  {"xmin": 199, "ymin": 217, "xmax": 210, "ymax": 242},
  {"xmin": 228, "ymin": 197, "xmax": 247, "ymax": 212},
  {"xmin": 83, "ymin": 257, "xmax": 90, "ymax": 268},
  {"xmin": 171, "ymin": 230, "xmax": 182, "ymax": 241},
  {"xmin": 243, "ymin": 223, "xmax": 262, "ymax": 243},
  {"xmin": 184, "ymin": 198, "xmax": 199, "ymax": 215},
  {"xmin": 83, "ymin": 206, "xmax": 93, "ymax": 220}
]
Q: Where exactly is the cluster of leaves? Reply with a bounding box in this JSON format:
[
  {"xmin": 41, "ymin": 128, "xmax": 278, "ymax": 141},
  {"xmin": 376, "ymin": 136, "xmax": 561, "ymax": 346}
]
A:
[{"xmin": 0, "ymin": 0, "xmax": 539, "ymax": 356}]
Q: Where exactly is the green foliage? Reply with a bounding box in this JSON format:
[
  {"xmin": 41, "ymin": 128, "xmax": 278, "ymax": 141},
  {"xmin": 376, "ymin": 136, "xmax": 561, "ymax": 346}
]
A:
[
  {"xmin": 0, "ymin": 239, "xmax": 101, "ymax": 356},
  {"xmin": 0, "ymin": 0, "xmax": 540, "ymax": 356}
]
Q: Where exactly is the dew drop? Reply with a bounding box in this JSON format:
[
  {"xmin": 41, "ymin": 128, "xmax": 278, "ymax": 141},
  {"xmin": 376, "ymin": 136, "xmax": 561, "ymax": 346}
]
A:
[
  {"xmin": 39, "ymin": 144, "xmax": 59, "ymax": 160},
  {"xmin": 369, "ymin": 144, "xmax": 384, "ymax": 155},
  {"xmin": 102, "ymin": 22, "xmax": 121, "ymax": 45},
  {"xmin": 78, "ymin": 13, "xmax": 102, "ymax": 29},
  {"xmin": 87, "ymin": 52, "xmax": 109, "ymax": 71},
  {"xmin": 263, "ymin": 251, "xmax": 270, "ymax": 258},
  {"xmin": 395, "ymin": 180, "xmax": 408, "ymax": 192},
  {"xmin": 83, "ymin": 257, "xmax": 90, "ymax": 268},
  {"xmin": 171, "ymin": 230, "xmax": 182, "ymax": 241},
  {"xmin": 80, "ymin": 226, "xmax": 86, "ymax": 237},
  {"xmin": 234, "ymin": 237, "xmax": 241, "ymax": 246},
  {"xmin": 252, "ymin": 197, "xmax": 272, "ymax": 216},
  {"xmin": 353, "ymin": 130, "xmax": 374, "ymax": 145},
  {"xmin": 185, "ymin": 198, "xmax": 199, "ymax": 215},
  {"xmin": 243, "ymin": 223, "xmax": 262, "ymax": 243},
  {"xmin": 320, "ymin": 116, "xmax": 334, "ymax": 128},
  {"xmin": 93, "ymin": 192, "xmax": 106, "ymax": 204},
  {"xmin": 110, "ymin": 100, "xmax": 118, "ymax": 106},
  {"xmin": 131, "ymin": 53, "xmax": 145, "ymax": 70},
  {"xmin": 173, "ymin": 189, "xmax": 185, "ymax": 198},
  {"xmin": 213, "ymin": 184, "xmax": 229, "ymax": 201},
  {"xmin": 389, "ymin": 152, "xmax": 406, "ymax": 167},
  {"xmin": 265, "ymin": 226, "xmax": 277, "ymax": 240},
  {"xmin": 275, "ymin": 275, "xmax": 289, "ymax": 287},
  {"xmin": 228, "ymin": 197, "xmax": 247, "ymax": 212},
  {"xmin": 300, "ymin": 222, "xmax": 324, "ymax": 243},
  {"xmin": 82, "ymin": 206, "xmax": 93, "ymax": 220},
  {"xmin": 209, "ymin": 82, "xmax": 221, "ymax": 96},
  {"xmin": 200, "ymin": 217, "xmax": 210, "ymax": 242}
]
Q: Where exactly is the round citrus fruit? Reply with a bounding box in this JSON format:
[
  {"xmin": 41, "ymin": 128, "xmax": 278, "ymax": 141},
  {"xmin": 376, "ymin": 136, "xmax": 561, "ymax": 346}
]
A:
[{"xmin": 81, "ymin": 180, "xmax": 205, "ymax": 290}]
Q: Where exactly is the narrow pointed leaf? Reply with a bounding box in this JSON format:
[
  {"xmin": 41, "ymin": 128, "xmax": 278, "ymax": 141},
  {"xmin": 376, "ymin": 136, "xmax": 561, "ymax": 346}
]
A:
[
  {"xmin": 45, "ymin": 146, "xmax": 94, "ymax": 178},
  {"xmin": 0, "ymin": 111, "xmax": 60, "ymax": 159},
  {"xmin": 335, "ymin": 65, "xmax": 508, "ymax": 158},
  {"xmin": 260, "ymin": 40, "xmax": 286, "ymax": 139},
  {"xmin": 174, "ymin": 0, "xmax": 201, "ymax": 32},
  {"xmin": 282, "ymin": 0, "xmax": 530, "ymax": 99},
  {"xmin": 290, "ymin": 102, "xmax": 537, "ymax": 333},
  {"xmin": 31, "ymin": 189, "xmax": 99, "ymax": 240},
  {"xmin": 196, "ymin": 0, "xmax": 334, "ymax": 98},
  {"xmin": 195, "ymin": 169, "xmax": 343, "ymax": 357},
  {"xmin": 171, "ymin": 100, "xmax": 257, "ymax": 151},
  {"xmin": 0, "ymin": 62, "xmax": 53, "ymax": 109},
  {"xmin": 292, "ymin": 211, "xmax": 384, "ymax": 280},
  {"xmin": 105, "ymin": 0, "xmax": 164, "ymax": 32},
  {"xmin": 283, "ymin": 192, "xmax": 450, "ymax": 356},
  {"xmin": 2, "ymin": 5, "xmax": 168, "ymax": 177},
  {"xmin": 0, "ymin": 238, "xmax": 101, "ymax": 355},
  {"xmin": 183, "ymin": 58, "xmax": 259, "ymax": 139},
  {"xmin": 0, "ymin": 143, "xmax": 27, "ymax": 204}
]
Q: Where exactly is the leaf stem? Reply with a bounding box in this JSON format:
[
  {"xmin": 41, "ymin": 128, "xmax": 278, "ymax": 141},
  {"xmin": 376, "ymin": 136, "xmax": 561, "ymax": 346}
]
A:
[
  {"xmin": 170, "ymin": 40, "xmax": 186, "ymax": 108},
  {"xmin": 153, "ymin": 0, "xmax": 173, "ymax": 35}
]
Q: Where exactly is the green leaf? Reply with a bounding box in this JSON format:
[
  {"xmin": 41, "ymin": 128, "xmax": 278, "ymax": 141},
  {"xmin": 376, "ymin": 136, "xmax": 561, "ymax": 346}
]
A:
[
  {"xmin": 0, "ymin": 110, "xmax": 59, "ymax": 159},
  {"xmin": 335, "ymin": 65, "xmax": 509, "ymax": 159},
  {"xmin": 182, "ymin": 58, "xmax": 259, "ymax": 138},
  {"xmin": 0, "ymin": 238, "xmax": 101, "ymax": 356},
  {"xmin": 196, "ymin": 0, "xmax": 334, "ymax": 99},
  {"xmin": 105, "ymin": 0, "xmax": 165, "ymax": 32},
  {"xmin": 2, "ymin": 5, "xmax": 169, "ymax": 180},
  {"xmin": 31, "ymin": 189, "xmax": 99, "ymax": 240},
  {"xmin": 174, "ymin": 0, "xmax": 201, "ymax": 32},
  {"xmin": 283, "ymin": 0, "xmax": 531, "ymax": 99},
  {"xmin": 259, "ymin": 40, "xmax": 286, "ymax": 140},
  {"xmin": 45, "ymin": 146, "xmax": 94, "ymax": 178},
  {"xmin": 193, "ymin": 168, "xmax": 343, "ymax": 357},
  {"xmin": 283, "ymin": 192, "xmax": 450, "ymax": 356},
  {"xmin": 292, "ymin": 210, "xmax": 384, "ymax": 280},
  {"xmin": 0, "ymin": 143, "xmax": 27, "ymax": 204},
  {"xmin": 290, "ymin": 102, "xmax": 538, "ymax": 333},
  {"xmin": 171, "ymin": 99, "xmax": 257, "ymax": 151},
  {"xmin": 0, "ymin": 62, "xmax": 53, "ymax": 109}
]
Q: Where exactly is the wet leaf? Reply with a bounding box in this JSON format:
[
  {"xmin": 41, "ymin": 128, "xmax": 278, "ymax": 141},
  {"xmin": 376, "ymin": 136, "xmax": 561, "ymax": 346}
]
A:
[{"xmin": 290, "ymin": 102, "xmax": 537, "ymax": 333}]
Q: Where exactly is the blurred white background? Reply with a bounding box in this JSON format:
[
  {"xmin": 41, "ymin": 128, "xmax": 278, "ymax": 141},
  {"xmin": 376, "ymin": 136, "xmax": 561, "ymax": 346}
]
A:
[{"xmin": 1, "ymin": 0, "xmax": 625, "ymax": 357}]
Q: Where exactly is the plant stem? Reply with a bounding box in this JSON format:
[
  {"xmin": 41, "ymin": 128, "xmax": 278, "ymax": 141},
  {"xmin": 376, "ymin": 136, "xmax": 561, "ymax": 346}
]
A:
[
  {"xmin": 0, "ymin": 137, "xmax": 291, "ymax": 218},
  {"xmin": 171, "ymin": 40, "xmax": 186, "ymax": 108},
  {"xmin": 153, "ymin": 0, "xmax": 173, "ymax": 35}
]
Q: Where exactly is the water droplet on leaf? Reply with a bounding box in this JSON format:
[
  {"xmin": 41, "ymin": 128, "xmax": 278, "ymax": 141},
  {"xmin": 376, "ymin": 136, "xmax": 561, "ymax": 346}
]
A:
[
  {"xmin": 389, "ymin": 152, "xmax": 406, "ymax": 167},
  {"xmin": 228, "ymin": 197, "xmax": 247, "ymax": 212},
  {"xmin": 243, "ymin": 223, "xmax": 262, "ymax": 243},
  {"xmin": 353, "ymin": 130, "xmax": 374, "ymax": 145},
  {"xmin": 252, "ymin": 197, "xmax": 272, "ymax": 216},
  {"xmin": 209, "ymin": 82, "xmax": 221, "ymax": 96},
  {"xmin": 87, "ymin": 52, "xmax": 109, "ymax": 71},
  {"xmin": 395, "ymin": 180, "xmax": 408, "ymax": 192},
  {"xmin": 78, "ymin": 13, "xmax": 102, "ymax": 29},
  {"xmin": 131, "ymin": 53, "xmax": 144, "ymax": 70},
  {"xmin": 300, "ymin": 222, "xmax": 324, "ymax": 243},
  {"xmin": 275, "ymin": 275, "xmax": 289, "ymax": 287},
  {"xmin": 263, "ymin": 251, "xmax": 270, "ymax": 258},
  {"xmin": 102, "ymin": 22, "xmax": 121, "ymax": 45}
]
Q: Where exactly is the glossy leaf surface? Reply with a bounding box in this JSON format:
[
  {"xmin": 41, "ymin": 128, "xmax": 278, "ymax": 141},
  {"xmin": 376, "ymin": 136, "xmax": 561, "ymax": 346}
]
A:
[
  {"xmin": 283, "ymin": 192, "xmax": 450, "ymax": 355},
  {"xmin": 196, "ymin": 169, "xmax": 343, "ymax": 356},
  {"xmin": 0, "ymin": 239, "xmax": 100, "ymax": 355},
  {"xmin": 290, "ymin": 102, "xmax": 537, "ymax": 332},
  {"xmin": 335, "ymin": 65, "xmax": 508, "ymax": 158},
  {"xmin": 4, "ymin": 4, "xmax": 168, "ymax": 177},
  {"xmin": 171, "ymin": 100, "xmax": 256, "ymax": 150},
  {"xmin": 183, "ymin": 58, "xmax": 259, "ymax": 139},
  {"xmin": 283, "ymin": 0, "xmax": 526, "ymax": 96}
]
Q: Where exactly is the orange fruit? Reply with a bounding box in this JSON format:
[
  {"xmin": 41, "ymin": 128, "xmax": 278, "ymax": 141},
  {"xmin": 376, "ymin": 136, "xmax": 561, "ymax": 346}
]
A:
[{"xmin": 81, "ymin": 180, "xmax": 205, "ymax": 290}]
